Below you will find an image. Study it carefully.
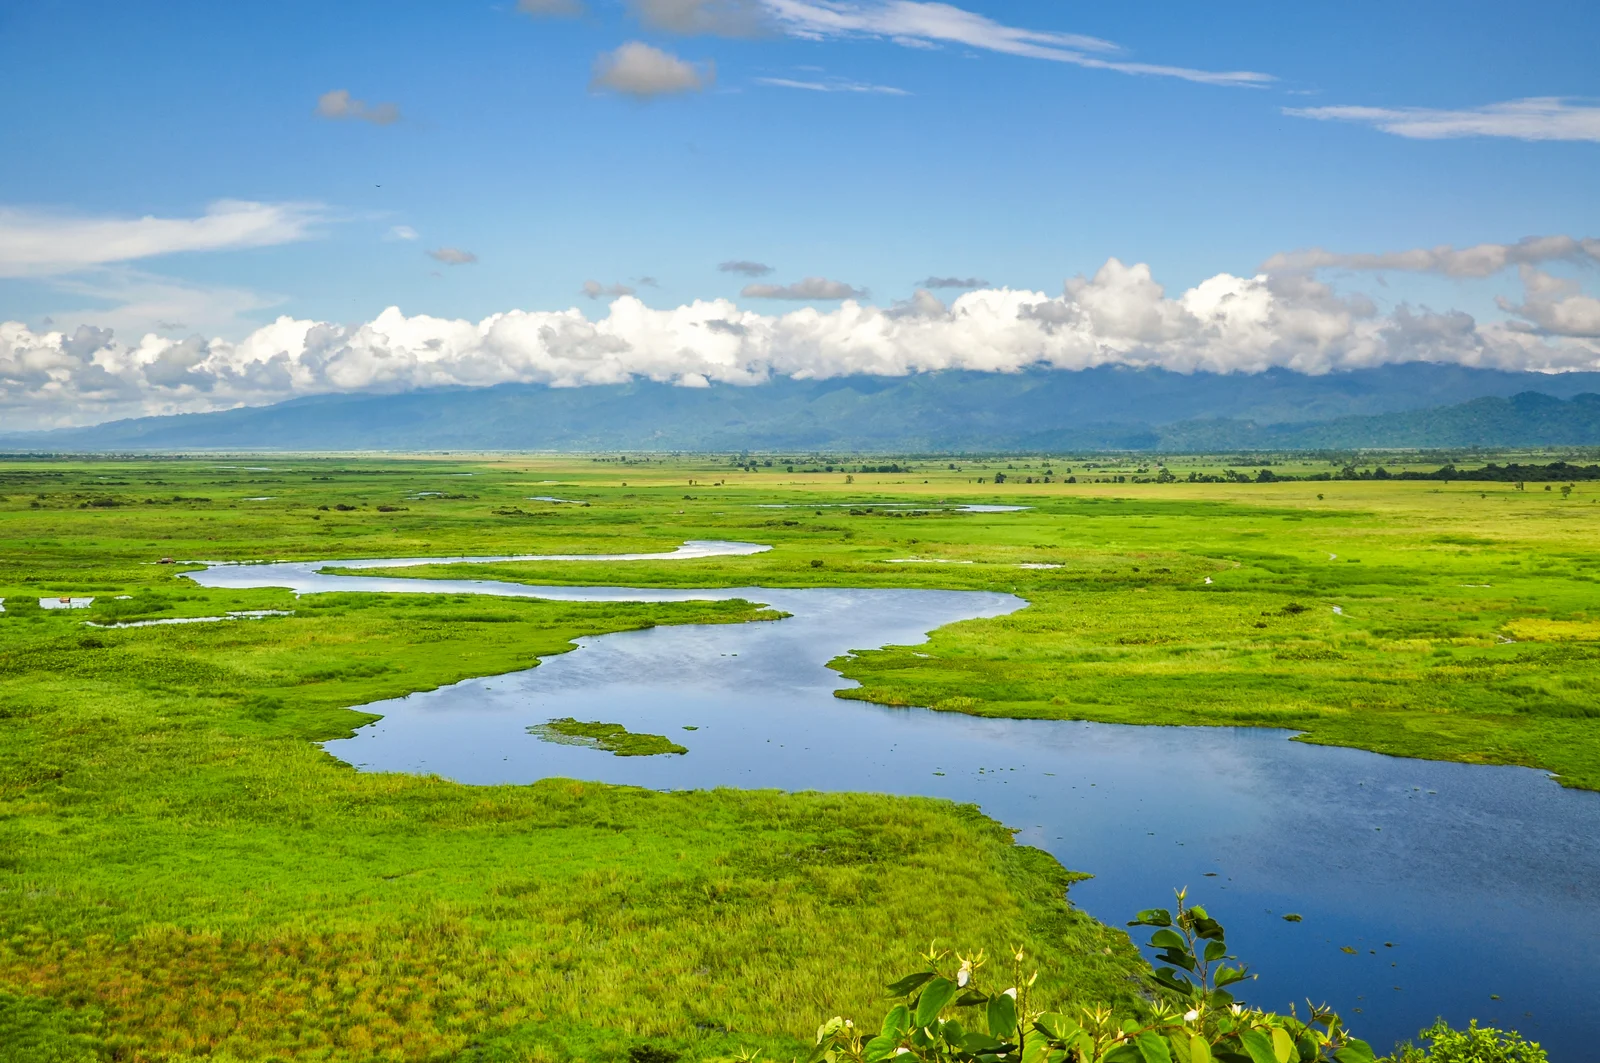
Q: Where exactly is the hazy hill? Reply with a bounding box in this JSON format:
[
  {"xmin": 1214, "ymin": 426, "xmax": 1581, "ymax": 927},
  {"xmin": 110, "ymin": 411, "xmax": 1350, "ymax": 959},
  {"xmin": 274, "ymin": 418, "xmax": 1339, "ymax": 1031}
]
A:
[{"xmin": 5, "ymin": 365, "xmax": 1600, "ymax": 452}]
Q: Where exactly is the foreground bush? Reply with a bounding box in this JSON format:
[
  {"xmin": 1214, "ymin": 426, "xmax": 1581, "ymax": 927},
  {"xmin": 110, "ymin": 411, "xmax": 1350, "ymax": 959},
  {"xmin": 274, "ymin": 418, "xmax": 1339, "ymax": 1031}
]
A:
[
  {"xmin": 1386, "ymin": 1021, "xmax": 1548, "ymax": 1063},
  {"xmin": 799, "ymin": 891, "xmax": 1544, "ymax": 1063}
]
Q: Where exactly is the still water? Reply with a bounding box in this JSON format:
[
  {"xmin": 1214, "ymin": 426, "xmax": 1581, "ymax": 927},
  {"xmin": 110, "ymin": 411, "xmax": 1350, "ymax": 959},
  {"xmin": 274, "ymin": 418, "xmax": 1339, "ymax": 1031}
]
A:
[{"xmin": 190, "ymin": 549, "xmax": 1600, "ymax": 1058}]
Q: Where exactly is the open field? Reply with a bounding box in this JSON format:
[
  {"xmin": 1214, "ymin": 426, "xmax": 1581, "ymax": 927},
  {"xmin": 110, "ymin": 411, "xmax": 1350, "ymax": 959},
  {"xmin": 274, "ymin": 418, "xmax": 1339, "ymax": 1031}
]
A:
[{"xmin": 3, "ymin": 453, "xmax": 1599, "ymax": 1061}]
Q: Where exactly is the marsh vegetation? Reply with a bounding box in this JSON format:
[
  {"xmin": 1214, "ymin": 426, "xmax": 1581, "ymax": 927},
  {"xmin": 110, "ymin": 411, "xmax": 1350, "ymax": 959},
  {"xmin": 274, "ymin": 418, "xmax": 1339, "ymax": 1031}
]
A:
[{"xmin": 1, "ymin": 453, "xmax": 1593, "ymax": 1060}]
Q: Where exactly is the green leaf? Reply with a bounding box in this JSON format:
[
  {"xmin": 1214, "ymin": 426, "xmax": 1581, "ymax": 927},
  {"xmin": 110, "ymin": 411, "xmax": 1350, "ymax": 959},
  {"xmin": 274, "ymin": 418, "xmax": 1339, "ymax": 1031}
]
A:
[
  {"xmin": 886, "ymin": 971, "xmax": 936, "ymax": 996},
  {"xmin": 954, "ymin": 990, "xmax": 990, "ymax": 1007},
  {"xmin": 960, "ymin": 1032, "xmax": 1005, "ymax": 1054},
  {"xmin": 863, "ymin": 1033, "xmax": 898, "ymax": 1062},
  {"xmin": 1333, "ymin": 1039, "xmax": 1376, "ymax": 1063},
  {"xmin": 881, "ymin": 1004, "xmax": 910, "ymax": 1039},
  {"xmin": 1186, "ymin": 1035, "xmax": 1214, "ymax": 1063},
  {"xmin": 1135, "ymin": 1031, "xmax": 1174, "ymax": 1063},
  {"xmin": 1150, "ymin": 928, "xmax": 1188, "ymax": 951},
  {"xmin": 1034, "ymin": 1013, "xmax": 1080, "ymax": 1042},
  {"xmin": 1214, "ymin": 966, "xmax": 1246, "ymax": 988},
  {"xmin": 1129, "ymin": 909, "xmax": 1173, "ymax": 927},
  {"xmin": 1156, "ymin": 949, "xmax": 1199, "ymax": 972},
  {"xmin": 1238, "ymin": 1030, "xmax": 1278, "ymax": 1063},
  {"xmin": 1203, "ymin": 941, "xmax": 1228, "ymax": 963},
  {"xmin": 914, "ymin": 976, "xmax": 958, "ymax": 1029},
  {"xmin": 986, "ymin": 992, "xmax": 1017, "ymax": 1040},
  {"xmin": 1103, "ymin": 1045, "xmax": 1144, "ymax": 1063},
  {"xmin": 1270, "ymin": 1028, "xmax": 1295, "ymax": 1063}
]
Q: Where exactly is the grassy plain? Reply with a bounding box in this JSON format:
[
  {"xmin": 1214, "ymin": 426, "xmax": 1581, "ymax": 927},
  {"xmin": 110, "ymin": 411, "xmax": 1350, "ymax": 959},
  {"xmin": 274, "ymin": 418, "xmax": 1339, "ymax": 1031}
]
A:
[{"xmin": 2, "ymin": 453, "xmax": 1599, "ymax": 1061}]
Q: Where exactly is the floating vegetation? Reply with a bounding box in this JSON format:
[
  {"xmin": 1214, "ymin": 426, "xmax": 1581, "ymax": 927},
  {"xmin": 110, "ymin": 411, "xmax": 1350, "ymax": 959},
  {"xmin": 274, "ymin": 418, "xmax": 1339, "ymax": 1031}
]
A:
[{"xmin": 527, "ymin": 717, "xmax": 688, "ymax": 756}]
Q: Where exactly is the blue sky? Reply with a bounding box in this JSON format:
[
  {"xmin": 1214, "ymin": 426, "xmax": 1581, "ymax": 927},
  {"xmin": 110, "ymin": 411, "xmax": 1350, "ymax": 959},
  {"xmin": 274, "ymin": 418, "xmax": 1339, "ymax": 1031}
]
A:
[{"xmin": 1, "ymin": 0, "xmax": 1597, "ymax": 425}]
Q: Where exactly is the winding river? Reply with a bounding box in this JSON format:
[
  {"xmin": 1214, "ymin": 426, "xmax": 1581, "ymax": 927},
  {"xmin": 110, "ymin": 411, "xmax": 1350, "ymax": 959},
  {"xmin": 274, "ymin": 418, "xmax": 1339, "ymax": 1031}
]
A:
[{"xmin": 188, "ymin": 543, "xmax": 1600, "ymax": 1058}]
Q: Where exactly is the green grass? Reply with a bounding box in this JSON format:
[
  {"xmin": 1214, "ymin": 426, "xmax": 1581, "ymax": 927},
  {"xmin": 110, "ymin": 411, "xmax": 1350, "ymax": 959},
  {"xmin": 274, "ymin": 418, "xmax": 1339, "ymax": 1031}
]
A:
[
  {"xmin": 528, "ymin": 718, "xmax": 689, "ymax": 756},
  {"xmin": 3, "ymin": 453, "xmax": 1599, "ymax": 1060}
]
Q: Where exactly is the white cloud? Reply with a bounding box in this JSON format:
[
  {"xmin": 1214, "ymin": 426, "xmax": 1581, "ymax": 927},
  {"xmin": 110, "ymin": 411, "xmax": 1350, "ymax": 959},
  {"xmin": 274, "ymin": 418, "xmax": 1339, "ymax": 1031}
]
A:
[
  {"xmin": 1285, "ymin": 97, "xmax": 1600, "ymax": 142},
  {"xmin": 8, "ymin": 253, "xmax": 1598, "ymax": 430},
  {"xmin": 719, "ymin": 259, "xmax": 774, "ymax": 276},
  {"xmin": 0, "ymin": 200, "xmax": 322, "ymax": 278},
  {"xmin": 1262, "ymin": 235, "xmax": 1600, "ymax": 278},
  {"xmin": 1497, "ymin": 267, "xmax": 1600, "ymax": 338},
  {"xmin": 742, "ymin": 276, "xmax": 867, "ymax": 299},
  {"xmin": 387, "ymin": 225, "xmax": 419, "ymax": 241},
  {"xmin": 583, "ymin": 280, "xmax": 637, "ymax": 299},
  {"xmin": 316, "ymin": 89, "xmax": 401, "ymax": 125},
  {"xmin": 756, "ymin": 75, "xmax": 908, "ymax": 95},
  {"xmin": 592, "ymin": 42, "xmax": 715, "ymax": 98},
  {"xmin": 760, "ymin": 0, "xmax": 1273, "ymax": 87},
  {"xmin": 426, "ymin": 247, "xmax": 478, "ymax": 265},
  {"xmin": 920, "ymin": 275, "xmax": 988, "ymax": 289}
]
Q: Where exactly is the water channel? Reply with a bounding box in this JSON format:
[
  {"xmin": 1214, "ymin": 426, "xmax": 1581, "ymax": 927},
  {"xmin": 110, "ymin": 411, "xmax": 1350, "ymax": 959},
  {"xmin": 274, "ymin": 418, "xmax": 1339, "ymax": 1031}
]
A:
[{"xmin": 188, "ymin": 545, "xmax": 1600, "ymax": 1058}]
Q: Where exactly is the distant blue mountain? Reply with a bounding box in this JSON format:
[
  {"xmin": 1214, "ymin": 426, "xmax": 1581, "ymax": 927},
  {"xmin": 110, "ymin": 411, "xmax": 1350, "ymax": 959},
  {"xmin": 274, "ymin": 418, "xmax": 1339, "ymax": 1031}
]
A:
[{"xmin": 6, "ymin": 365, "xmax": 1600, "ymax": 452}]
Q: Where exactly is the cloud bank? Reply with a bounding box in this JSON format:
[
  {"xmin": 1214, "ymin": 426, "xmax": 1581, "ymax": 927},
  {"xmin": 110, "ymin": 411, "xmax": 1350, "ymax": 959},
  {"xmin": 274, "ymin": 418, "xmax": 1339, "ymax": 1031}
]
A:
[{"xmin": 7, "ymin": 255, "xmax": 1599, "ymax": 430}]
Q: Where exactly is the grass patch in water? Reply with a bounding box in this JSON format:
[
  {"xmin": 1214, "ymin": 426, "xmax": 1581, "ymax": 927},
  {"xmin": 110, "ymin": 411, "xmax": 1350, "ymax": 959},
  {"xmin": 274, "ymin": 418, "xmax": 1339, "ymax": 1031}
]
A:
[{"xmin": 529, "ymin": 717, "xmax": 689, "ymax": 755}]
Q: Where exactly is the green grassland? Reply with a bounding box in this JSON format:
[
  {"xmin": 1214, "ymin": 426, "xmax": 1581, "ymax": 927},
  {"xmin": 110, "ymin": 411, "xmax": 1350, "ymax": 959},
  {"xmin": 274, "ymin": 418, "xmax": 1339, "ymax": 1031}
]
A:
[{"xmin": 2, "ymin": 453, "xmax": 1598, "ymax": 1061}]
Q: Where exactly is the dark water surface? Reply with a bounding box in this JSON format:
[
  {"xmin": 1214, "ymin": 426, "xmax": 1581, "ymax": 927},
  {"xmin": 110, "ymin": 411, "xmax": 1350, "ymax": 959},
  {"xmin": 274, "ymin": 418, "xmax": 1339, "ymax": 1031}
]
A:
[{"xmin": 191, "ymin": 551, "xmax": 1600, "ymax": 1059}]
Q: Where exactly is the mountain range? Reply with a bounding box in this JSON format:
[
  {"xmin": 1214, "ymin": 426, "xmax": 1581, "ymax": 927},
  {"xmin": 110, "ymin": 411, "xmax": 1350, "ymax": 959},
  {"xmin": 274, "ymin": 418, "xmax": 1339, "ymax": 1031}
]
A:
[{"xmin": 5, "ymin": 364, "xmax": 1600, "ymax": 453}]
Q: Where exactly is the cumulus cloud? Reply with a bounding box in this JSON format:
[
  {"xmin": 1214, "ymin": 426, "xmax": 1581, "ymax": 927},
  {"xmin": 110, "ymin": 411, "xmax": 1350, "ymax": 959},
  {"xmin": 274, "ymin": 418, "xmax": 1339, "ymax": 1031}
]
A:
[
  {"xmin": 0, "ymin": 201, "xmax": 322, "ymax": 278},
  {"xmin": 741, "ymin": 276, "xmax": 867, "ymax": 299},
  {"xmin": 518, "ymin": 0, "xmax": 585, "ymax": 16},
  {"xmin": 583, "ymin": 280, "xmax": 637, "ymax": 299},
  {"xmin": 630, "ymin": 0, "xmax": 770, "ymax": 36},
  {"xmin": 1262, "ymin": 235, "xmax": 1600, "ymax": 279},
  {"xmin": 315, "ymin": 89, "xmax": 401, "ymax": 125},
  {"xmin": 427, "ymin": 247, "xmax": 478, "ymax": 265},
  {"xmin": 719, "ymin": 259, "xmax": 774, "ymax": 276},
  {"xmin": 1497, "ymin": 267, "xmax": 1600, "ymax": 338},
  {"xmin": 9, "ymin": 254, "xmax": 1598, "ymax": 430},
  {"xmin": 761, "ymin": 0, "xmax": 1273, "ymax": 87},
  {"xmin": 756, "ymin": 75, "xmax": 908, "ymax": 95},
  {"xmin": 1286, "ymin": 97, "xmax": 1600, "ymax": 142},
  {"xmin": 592, "ymin": 41, "xmax": 715, "ymax": 97},
  {"xmin": 920, "ymin": 275, "xmax": 988, "ymax": 289}
]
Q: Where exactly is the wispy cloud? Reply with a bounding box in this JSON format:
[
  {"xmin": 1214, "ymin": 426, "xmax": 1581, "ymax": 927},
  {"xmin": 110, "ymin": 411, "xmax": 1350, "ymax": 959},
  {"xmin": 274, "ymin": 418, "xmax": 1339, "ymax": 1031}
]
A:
[
  {"xmin": 756, "ymin": 75, "xmax": 908, "ymax": 95},
  {"xmin": 583, "ymin": 280, "xmax": 637, "ymax": 299},
  {"xmin": 517, "ymin": 0, "xmax": 585, "ymax": 16},
  {"xmin": 1262, "ymin": 235, "xmax": 1600, "ymax": 278},
  {"xmin": 0, "ymin": 200, "xmax": 323, "ymax": 278},
  {"xmin": 592, "ymin": 41, "xmax": 716, "ymax": 98},
  {"xmin": 427, "ymin": 247, "xmax": 478, "ymax": 265},
  {"xmin": 719, "ymin": 259, "xmax": 774, "ymax": 276},
  {"xmin": 629, "ymin": 0, "xmax": 770, "ymax": 37},
  {"xmin": 316, "ymin": 89, "xmax": 401, "ymax": 125},
  {"xmin": 1285, "ymin": 97, "xmax": 1600, "ymax": 142},
  {"xmin": 387, "ymin": 225, "xmax": 419, "ymax": 241},
  {"xmin": 760, "ymin": 0, "xmax": 1274, "ymax": 87},
  {"xmin": 741, "ymin": 275, "xmax": 866, "ymax": 299},
  {"xmin": 920, "ymin": 275, "xmax": 988, "ymax": 289}
]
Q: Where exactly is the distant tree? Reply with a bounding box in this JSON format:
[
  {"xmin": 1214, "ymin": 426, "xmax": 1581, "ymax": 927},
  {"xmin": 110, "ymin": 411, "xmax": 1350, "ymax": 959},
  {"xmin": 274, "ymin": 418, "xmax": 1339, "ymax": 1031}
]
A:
[{"xmin": 993, "ymin": 472, "xmax": 1006, "ymax": 484}]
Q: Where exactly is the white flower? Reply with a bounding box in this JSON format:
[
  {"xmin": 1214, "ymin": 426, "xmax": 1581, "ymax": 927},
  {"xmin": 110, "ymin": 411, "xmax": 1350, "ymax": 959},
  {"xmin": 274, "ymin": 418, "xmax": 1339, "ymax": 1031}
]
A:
[
  {"xmin": 1184, "ymin": 1009, "xmax": 1199, "ymax": 1023},
  {"xmin": 895, "ymin": 1049, "xmax": 911, "ymax": 1056},
  {"xmin": 957, "ymin": 962, "xmax": 972, "ymax": 988},
  {"xmin": 1004, "ymin": 988, "xmax": 1018, "ymax": 1000},
  {"xmin": 1230, "ymin": 1004, "xmax": 1243, "ymax": 1015}
]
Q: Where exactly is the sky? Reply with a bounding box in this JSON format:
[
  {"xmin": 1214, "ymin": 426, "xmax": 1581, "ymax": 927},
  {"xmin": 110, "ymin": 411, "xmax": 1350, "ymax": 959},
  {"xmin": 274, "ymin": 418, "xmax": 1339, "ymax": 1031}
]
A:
[{"xmin": 1, "ymin": 0, "xmax": 1598, "ymax": 428}]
